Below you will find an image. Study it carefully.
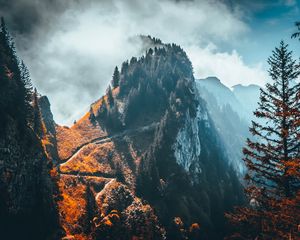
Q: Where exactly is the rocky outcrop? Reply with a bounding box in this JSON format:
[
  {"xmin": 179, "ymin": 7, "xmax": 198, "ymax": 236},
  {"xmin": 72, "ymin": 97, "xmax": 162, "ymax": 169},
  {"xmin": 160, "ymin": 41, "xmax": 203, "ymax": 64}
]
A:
[
  {"xmin": 0, "ymin": 21, "xmax": 61, "ymax": 240},
  {"xmin": 0, "ymin": 115, "xmax": 60, "ymax": 240},
  {"xmin": 38, "ymin": 95, "xmax": 60, "ymax": 165},
  {"xmin": 55, "ymin": 38, "xmax": 244, "ymax": 239}
]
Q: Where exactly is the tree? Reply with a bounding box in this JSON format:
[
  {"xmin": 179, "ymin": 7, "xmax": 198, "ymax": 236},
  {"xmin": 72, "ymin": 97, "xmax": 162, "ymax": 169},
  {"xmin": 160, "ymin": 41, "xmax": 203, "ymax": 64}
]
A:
[
  {"xmin": 98, "ymin": 97, "xmax": 108, "ymax": 118},
  {"xmin": 0, "ymin": 17, "xmax": 32, "ymax": 129},
  {"xmin": 20, "ymin": 61, "xmax": 33, "ymax": 120},
  {"xmin": 89, "ymin": 106, "xmax": 96, "ymax": 122},
  {"xmin": 107, "ymin": 85, "xmax": 114, "ymax": 106},
  {"xmin": 112, "ymin": 66, "xmax": 120, "ymax": 88},
  {"xmin": 115, "ymin": 163, "xmax": 125, "ymax": 183},
  {"xmin": 32, "ymin": 88, "xmax": 44, "ymax": 137},
  {"xmin": 291, "ymin": 21, "xmax": 300, "ymax": 40},
  {"xmin": 85, "ymin": 184, "xmax": 97, "ymax": 234},
  {"xmin": 121, "ymin": 61, "xmax": 129, "ymax": 75},
  {"xmin": 227, "ymin": 41, "xmax": 300, "ymax": 239}
]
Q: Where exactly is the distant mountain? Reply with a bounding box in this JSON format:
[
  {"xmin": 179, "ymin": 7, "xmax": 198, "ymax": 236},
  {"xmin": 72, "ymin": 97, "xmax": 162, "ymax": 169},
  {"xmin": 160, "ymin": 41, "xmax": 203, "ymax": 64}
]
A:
[
  {"xmin": 232, "ymin": 84, "xmax": 261, "ymax": 120},
  {"xmin": 197, "ymin": 77, "xmax": 242, "ymax": 111},
  {"xmin": 197, "ymin": 77, "xmax": 260, "ymax": 123},
  {"xmin": 196, "ymin": 77, "xmax": 260, "ymax": 174}
]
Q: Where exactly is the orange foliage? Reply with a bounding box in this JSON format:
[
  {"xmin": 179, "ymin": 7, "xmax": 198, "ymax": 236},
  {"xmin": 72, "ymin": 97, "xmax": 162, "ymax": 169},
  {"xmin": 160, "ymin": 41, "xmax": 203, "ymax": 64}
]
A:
[
  {"xmin": 59, "ymin": 142, "xmax": 120, "ymax": 176},
  {"xmin": 57, "ymin": 175, "xmax": 88, "ymax": 236},
  {"xmin": 56, "ymin": 109, "xmax": 107, "ymax": 161}
]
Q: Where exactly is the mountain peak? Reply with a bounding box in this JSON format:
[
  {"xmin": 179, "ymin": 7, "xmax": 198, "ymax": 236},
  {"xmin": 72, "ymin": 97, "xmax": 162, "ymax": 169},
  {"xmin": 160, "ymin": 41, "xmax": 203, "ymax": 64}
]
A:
[
  {"xmin": 232, "ymin": 83, "xmax": 260, "ymax": 91},
  {"xmin": 199, "ymin": 76, "xmax": 221, "ymax": 83}
]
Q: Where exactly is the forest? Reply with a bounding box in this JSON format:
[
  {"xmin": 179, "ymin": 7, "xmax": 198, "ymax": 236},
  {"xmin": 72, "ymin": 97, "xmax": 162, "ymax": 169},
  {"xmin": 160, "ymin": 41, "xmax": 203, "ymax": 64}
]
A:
[{"xmin": 0, "ymin": 1, "xmax": 300, "ymax": 240}]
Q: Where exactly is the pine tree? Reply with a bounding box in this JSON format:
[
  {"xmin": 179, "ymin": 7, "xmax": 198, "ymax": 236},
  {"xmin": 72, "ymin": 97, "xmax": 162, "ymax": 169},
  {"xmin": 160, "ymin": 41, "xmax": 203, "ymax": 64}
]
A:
[
  {"xmin": 85, "ymin": 184, "xmax": 97, "ymax": 234},
  {"xmin": 32, "ymin": 88, "xmax": 44, "ymax": 137},
  {"xmin": 98, "ymin": 96, "xmax": 108, "ymax": 118},
  {"xmin": 121, "ymin": 61, "xmax": 129, "ymax": 75},
  {"xmin": 20, "ymin": 61, "xmax": 33, "ymax": 120},
  {"xmin": 227, "ymin": 41, "xmax": 300, "ymax": 239},
  {"xmin": 112, "ymin": 66, "xmax": 120, "ymax": 88},
  {"xmin": 89, "ymin": 106, "xmax": 95, "ymax": 122},
  {"xmin": 291, "ymin": 21, "xmax": 300, "ymax": 40},
  {"xmin": 107, "ymin": 85, "xmax": 114, "ymax": 106},
  {"xmin": 0, "ymin": 17, "xmax": 32, "ymax": 129}
]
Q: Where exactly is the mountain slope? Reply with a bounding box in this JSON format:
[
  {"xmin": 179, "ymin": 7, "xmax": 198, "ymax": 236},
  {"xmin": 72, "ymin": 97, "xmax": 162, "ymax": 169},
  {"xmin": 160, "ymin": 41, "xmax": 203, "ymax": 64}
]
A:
[
  {"xmin": 196, "ymin": 78, "xmax": 260, "ymax": 174},
  {"xmin": 232, "ymin": 84, "xmax": 260, "ymax": 120},
  {"xmin": 55, "ymin": 39, "xmax": 244, "ymax": 239},
  {"xmin": 0, "ymin": 22, "xmax": 61, "ymax": 240}
]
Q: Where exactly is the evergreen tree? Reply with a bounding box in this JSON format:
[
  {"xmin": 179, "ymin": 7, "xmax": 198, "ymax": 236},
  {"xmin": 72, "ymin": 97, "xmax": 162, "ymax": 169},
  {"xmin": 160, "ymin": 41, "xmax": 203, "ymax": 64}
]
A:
[
  {"xmin": 121, "ymin": 61, "xmax": 129, "ymax": 75},
  {"xmin": 20, "ymin": 61, "xmax": 33, "ymax": 120},
  {"xmin": 112, "ymin": 66, "xmax": 120, "ymax": 88},
  {"xmin": 85, "ymin": 184, "xmax": 97, "ymax": 234},
  {"xmin": 0, "ymin": 17, "xmax": 32, "ymax": 129},
  {"xmin": 32, "ymin": 88, "xmax": 44, "ymax": 137},
  {"xmin": 107, "ymin": 85, "xmax": 114, "ymax": 106},
  {"xmin": 115, "ymin": 163, "xmax": 125, "ymax": 183},
  {"xmin": 98, "ymin": 96, "xmax": 108, "ymax": 118},
  {"xmin": 227, "ymin": 41, "xmax": 300, "ymax": 239},
  {"xmin": 89, "ymin": 106, "xmax": 95, "ymax": 122},
  {"xmin": 291, "ymin": 21, "xmax": 300, "ymax": 40}
]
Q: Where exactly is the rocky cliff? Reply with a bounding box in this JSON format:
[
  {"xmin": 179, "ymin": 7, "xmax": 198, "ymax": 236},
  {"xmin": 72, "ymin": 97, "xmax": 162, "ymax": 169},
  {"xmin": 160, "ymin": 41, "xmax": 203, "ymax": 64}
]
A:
[
  {"xmin": 0, "ymin": 21, "xmax": 61, "ymax": 239},
  {"xmin": 55, "ymin": 39, "xmax": 244, "ymax": 240}
]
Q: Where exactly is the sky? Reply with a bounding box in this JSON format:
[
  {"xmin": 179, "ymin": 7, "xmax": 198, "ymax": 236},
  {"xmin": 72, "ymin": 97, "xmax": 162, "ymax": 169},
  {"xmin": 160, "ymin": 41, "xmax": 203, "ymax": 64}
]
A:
[{"xmin": 1, "ymin": 0, "xmax": 300, "ymax": 125}]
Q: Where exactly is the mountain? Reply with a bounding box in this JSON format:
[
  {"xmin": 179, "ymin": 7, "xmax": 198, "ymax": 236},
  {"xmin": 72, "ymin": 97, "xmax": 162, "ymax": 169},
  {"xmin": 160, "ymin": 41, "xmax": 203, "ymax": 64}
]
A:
[
  {"xmin": 197, "ymin": 77, "xmax": 242, "ymax": 112},
  {"xmin": 52, "ymin": 39, "xmax": 244, "ymax": 240},
  {"xmin": 0, "ymin": 22, "xmax": 61, "ymax": 239},
  {"xmin": 1, "ymin": 26, "xmax": 247, "ymax": 240},
  {"xmin": 232, "ymin": 84, "xmax": 261, "ymax": 120},
  {"xmin": 196, "ymin": 78, "xmax": 260, "ymax": 174},
  {"xmin": 197, "ymin": 77, "xmax": 260, "ymax": 123}
]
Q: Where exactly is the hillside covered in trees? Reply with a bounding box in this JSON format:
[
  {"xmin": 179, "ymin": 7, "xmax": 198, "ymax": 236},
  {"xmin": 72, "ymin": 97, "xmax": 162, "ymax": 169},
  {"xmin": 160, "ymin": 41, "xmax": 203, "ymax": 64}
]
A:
[
  {"xmin": 1, "ymin": 3, "xmax": 300, "ymax": 239},
  {"xmin": 54, "ymin": 37, "xmax": 245, "ymax": 239},
  {"xmin": 0, "ymin": 18, "xmax": 62, "ymax": 239}
]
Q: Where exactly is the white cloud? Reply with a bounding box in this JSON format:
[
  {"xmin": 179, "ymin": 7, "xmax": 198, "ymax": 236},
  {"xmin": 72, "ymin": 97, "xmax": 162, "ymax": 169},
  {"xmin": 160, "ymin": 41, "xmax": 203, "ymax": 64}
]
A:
[
  {"xmin": 187, "ymin": 44, "xmax": 268, "ymax": 88},
  {"xmin": 19, "ymin": 0, "xmax": 265, "ymax": 125}
]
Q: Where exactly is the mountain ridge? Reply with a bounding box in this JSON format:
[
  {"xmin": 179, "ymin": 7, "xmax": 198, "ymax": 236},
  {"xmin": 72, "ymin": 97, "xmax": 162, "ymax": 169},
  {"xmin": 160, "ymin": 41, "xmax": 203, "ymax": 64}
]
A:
[{"xmin": 49, "ymin": 38, "xmax": 245, "ymax": 239}]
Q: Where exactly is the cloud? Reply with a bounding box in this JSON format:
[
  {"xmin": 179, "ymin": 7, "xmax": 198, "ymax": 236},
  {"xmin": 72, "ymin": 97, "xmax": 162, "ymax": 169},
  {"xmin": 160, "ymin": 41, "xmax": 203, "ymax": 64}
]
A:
[
  {"xmin": 187, "ymin": 44, "xmax": 268, "ymax": 88},
  {"xmin": 2, "ymin": 0, "xmax": 266, "ymax": 125}
]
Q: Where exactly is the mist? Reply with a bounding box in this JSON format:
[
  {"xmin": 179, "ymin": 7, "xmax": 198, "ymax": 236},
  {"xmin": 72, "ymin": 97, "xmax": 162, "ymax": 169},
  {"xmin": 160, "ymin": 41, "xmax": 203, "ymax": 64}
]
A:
[{"xmin": 1, "ymin": 0, "xmax": 268, "ymax": 125}]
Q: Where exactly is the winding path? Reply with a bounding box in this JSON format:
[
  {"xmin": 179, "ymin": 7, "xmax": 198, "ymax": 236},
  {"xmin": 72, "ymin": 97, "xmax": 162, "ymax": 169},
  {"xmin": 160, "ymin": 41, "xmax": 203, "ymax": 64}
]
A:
[{"xmin": 58, "ymin": 122, "xmax": 159, "ymax": 170}]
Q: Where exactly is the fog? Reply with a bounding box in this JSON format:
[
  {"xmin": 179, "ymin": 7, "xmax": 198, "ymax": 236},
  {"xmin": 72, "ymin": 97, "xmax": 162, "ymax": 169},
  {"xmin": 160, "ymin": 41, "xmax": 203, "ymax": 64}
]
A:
[{"xmin": 1, "ymin": 0, "xmax": 268, "ymax": 125}]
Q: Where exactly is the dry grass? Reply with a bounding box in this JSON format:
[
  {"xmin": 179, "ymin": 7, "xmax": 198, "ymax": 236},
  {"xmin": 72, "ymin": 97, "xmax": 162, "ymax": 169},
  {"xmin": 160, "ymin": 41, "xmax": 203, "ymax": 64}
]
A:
[
  {"xmin": 55, "ymin": 91, "xmax": 159, "ymax": 239},
  {"xmin": 60, "ymin": 142, "xmax": 121, "ymax": 176},
  {"xmin": 56, "ymin": 98, "xmax": 111, "ymax": 161},
  {"xmin": 56, "ymin": 118, "xmax": 107, "ymax": 161}
]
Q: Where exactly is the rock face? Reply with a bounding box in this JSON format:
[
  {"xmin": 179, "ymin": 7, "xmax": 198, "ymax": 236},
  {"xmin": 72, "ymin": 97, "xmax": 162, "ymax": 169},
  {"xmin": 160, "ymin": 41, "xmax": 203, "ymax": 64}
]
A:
[
  {"xmin": 55, "ymin": 39, "xmax": 244, "ymax": 239},
  {"xmin": 0, "ymin": 113, "xmax": 60, "ymax": 240},
  {"xmin": 38, "ymin": 95, "xmax": 60, "ymax": 165},
  {"xmin": 0, "ymin": 22, "xmax": 61, "ymax": 240}
]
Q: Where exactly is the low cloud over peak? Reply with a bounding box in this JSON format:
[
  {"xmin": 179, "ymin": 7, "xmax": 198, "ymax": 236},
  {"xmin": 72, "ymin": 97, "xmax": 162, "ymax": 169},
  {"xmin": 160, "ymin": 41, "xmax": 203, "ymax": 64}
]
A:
[{"xmin": 1, "ymin": 0, "xmax": 268, "ymax": 125}]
